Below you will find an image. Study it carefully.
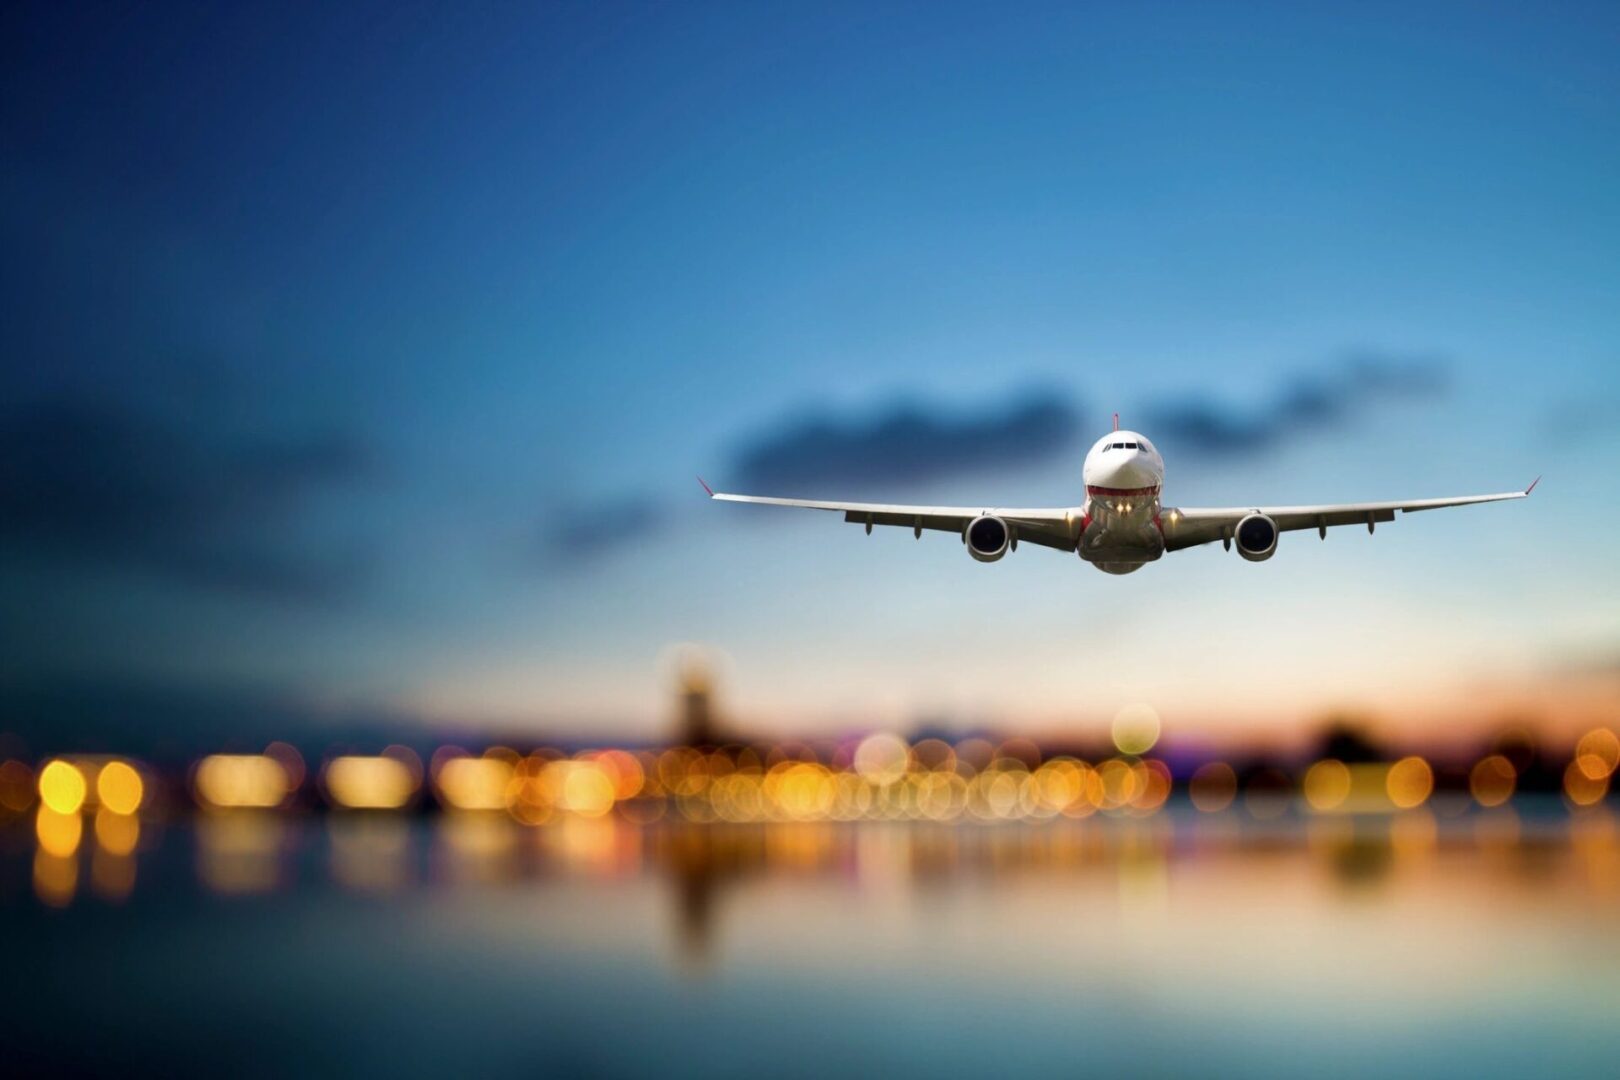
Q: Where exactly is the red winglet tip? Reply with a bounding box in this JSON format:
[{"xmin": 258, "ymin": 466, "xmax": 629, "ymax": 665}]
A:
[
  {"xmin": 1112, "ymin": 412, "xmax": 1119, "ymax": 432},
  {"xmin": 1525, "ymin": 475, "xmax": 1540, "ymax": 495},
  {"xmin": 697, "ymin": 475, "xmax": 714, "ymax": 497}
]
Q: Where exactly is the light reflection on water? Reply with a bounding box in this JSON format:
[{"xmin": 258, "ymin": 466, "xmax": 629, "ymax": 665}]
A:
[{"xmin": 2, "ymin": 809, "xmax": 1618, "ymax": 1077}]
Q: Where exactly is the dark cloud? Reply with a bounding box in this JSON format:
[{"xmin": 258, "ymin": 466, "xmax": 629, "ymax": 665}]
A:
[
  {"xmin": 1143, "ymin": 350, "xmax": 1450, "ymax": 457},
  {"xmin": 723, "ymin": 353, "xmax": 1447, "ymax": 496},
  {"xmin": 727, "ymin": 387, "xmax": 1080, "ymax": 494},
  {"xmin": 0, "ymin": 394, "xmax": 374, "ymax": 602}
]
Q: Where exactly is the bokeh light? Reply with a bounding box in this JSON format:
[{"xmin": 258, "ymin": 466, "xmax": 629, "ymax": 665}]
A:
[
  {"xmin": 1386, "ymin": 756, "xmax": 1434, "ymax": 810},
  {"xmin": 1303, "ymin": 759, "xmax": 1352, "ymax": 812},
  {"xmin": 96, "ymin": 761, "xmax": 144, "ymax": 815},
  {"xmin": 1469, "ymin": 755, "xmax": 1517, "ymax": 808},
  {"xmin": 37, "ymin": 760, "xmax": 87, "ymax": 815},
  {"xmin": 433, "ymin": 753, "xmax": 515, "ymax": 811},
  {"xmin": 1575, "ymin": 728, "xmax": 1619, "ymax": 781},
  {"xmin": 1093, "ymin": 758, "xmax": 1138, "ymax": 810},
  {"xmin": 324, "ymin": 755, "xmax": 418, "ymax": 810},
  {"xmin": 591, "ymin": 749, "xmax": 646, "ymax": 800},
  {"xmin": 195, "ymin": 754, "xmax": 293, "ymax": 809},
  {"xmin": 1565, "ymin": 760, "xmax": 1611, "ymax": 808},
  {"xmin": 5, "ymin": 725, "xmax": 1611, "ymax": 859},
  {"xmin": 1131, "ymin": 759, "xmax": 1172, "ymax": 813},
  {"xmin": 853, "ymin": 734, "xmax": 909, "ymax": 785},
  {"xmin": 1110, "ymin": 703, "xmax": 1161, "ymax": 755},
  {"xmin": 561, "ymin": 761, "xmax": 617, "ymax": 817}
]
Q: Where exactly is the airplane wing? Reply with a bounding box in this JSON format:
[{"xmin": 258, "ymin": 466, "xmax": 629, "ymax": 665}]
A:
[
  {"xmin": 1162, "ymin": 479, "xmax": 1539, "ymax": 553},
  {"xmin": 705, "ymin": 487, "xmax": 1083, "ymax": 552}
]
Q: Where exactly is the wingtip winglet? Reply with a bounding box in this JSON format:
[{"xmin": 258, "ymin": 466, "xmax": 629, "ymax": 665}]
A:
[
  {"xmin": 1526, "ymin": 475, "xmax": 1541, "ymax": 495},
  {"xmin": 697, "ymin": 475, "xmax": 714, "ymax": 497}
]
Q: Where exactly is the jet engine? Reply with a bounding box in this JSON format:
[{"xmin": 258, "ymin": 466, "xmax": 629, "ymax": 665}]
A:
[
  {"xmin": 1234, "ymin": 512, "xmax": 1279, "ymax": 562},
  {"xmin": 965, "ymin": 515, "xmax": 1011, "ymax": 563}
]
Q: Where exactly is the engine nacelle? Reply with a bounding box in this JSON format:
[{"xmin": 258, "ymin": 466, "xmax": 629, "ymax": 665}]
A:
[
  {"xmin": 965, "ymin": 514, "xmax": 1011, "ymax": 563},
  {"xmin": 1234, "ymin": 512, "xmax": 1278, "ymax": 562}
]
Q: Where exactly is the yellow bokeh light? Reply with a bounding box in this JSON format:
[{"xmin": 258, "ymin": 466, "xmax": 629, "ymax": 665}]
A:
[
  {"xmin": 853, "ymin": 733, "xmax": 910, "ymax": 785},
  {"xmin": 36, "ymin": 806, "xmax": 83, "ymax": 857},
  {"xmin": 1303, "ymin": 759, "xmax": 1352, "ymax": 812},
  {"xmin": 1033, "ymin": 759, "xmax": 1086, "ymax": 812},
  {"xmin": 1093, "ymin": 758, "xmax": 1138, "ymax": 810},
  {"xmin": 1386, "ymin": 756, "xmax": 1434, "ymax": 809},
  {"xmin": 195, "ymin": 754, "xmax": 292, "ymax": 809},
  {"xmin": 1111, "ymin": 703, "xmax": 1161, "ymax": 756},
  {"xmin": 1575, "ymin": 728, "xmax": 1619, "ymax": 780},
  {"xmin": 38, "ymin": 759, "xmax": 87, "ymax": 814},
  {"xmin": 1188, "ymin": 762, "xmax": 1237, "ymax": 812},
  {"xmin": 1469, "ymin": 755, "xmax": 1516, "ymax": 808},
  {"xmin": 96, "ymin": 761, "xmax": 144, "ymax": 815},
  {"xmin": 1565, "ymin": 760, "xmax": 1610, "ymax": 807},
  {"xmin": 324, "ymin": 755, "xmax": 417, "ymax": 809},
  {"xmin": 763, "ymin": 761, "xmax": 835, "ymax": 820},
  {"xmin": 561, "ymin": 762, "xmax": 617, "ymax": 817},
  {"xmin": 434, "ymin": 755, "xmax": 515, "ymax": 811}
]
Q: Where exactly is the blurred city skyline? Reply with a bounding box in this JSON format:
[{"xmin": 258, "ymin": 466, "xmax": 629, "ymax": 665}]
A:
[{"xmin": 3, "ymin": 2, "xmax": 1618, "ymax": 755}]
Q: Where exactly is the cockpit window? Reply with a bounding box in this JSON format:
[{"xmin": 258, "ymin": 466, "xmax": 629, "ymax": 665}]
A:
[{"xmin": 1126, "ymin": 442, "xmax": 1138, "ymax": 449}]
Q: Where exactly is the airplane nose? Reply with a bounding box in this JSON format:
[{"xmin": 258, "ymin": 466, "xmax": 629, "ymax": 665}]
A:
[{"xmin": 1102, "ymin": 452, "xmax": 1157, "ymax": 489}]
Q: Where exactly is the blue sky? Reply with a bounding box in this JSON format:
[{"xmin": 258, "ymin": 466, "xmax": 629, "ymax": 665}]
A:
[{"xmin": 3, "ymin": 2, "xmax": 1617, "ymax": 752}]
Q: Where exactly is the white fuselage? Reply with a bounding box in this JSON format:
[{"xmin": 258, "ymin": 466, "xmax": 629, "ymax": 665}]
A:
[{"xmin": 1078, "ymin": 429, "xmax": 1166, "ymax": 574}]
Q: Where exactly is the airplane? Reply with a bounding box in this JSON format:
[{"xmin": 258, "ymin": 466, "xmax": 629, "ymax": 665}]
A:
[{"xmin": 701, "ymin": 415, "xmax": 1537, "ymax": 575}]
